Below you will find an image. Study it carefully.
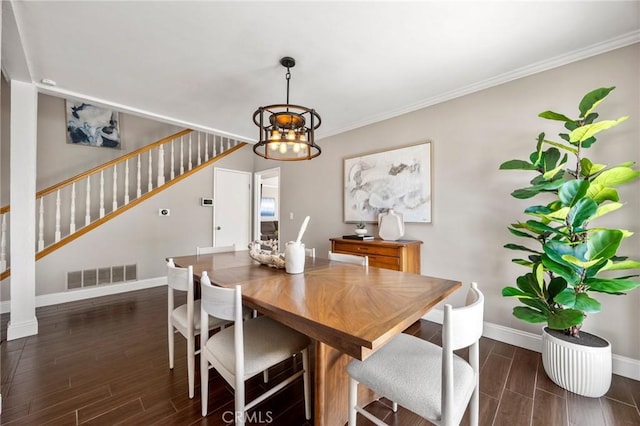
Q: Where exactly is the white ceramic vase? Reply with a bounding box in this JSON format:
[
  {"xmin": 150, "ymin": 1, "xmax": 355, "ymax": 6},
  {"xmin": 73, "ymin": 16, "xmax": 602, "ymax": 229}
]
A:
[
  {"xmin": 354, "ymin": 228, "xmax": 368, "ymax": 236},
  {"xmin": 284, "ymin": 241, "xmax": 305, "ymax": 274},
  {"xmin": 541, "ymin": 327, "xmax": 611, "ymax": 397},
  {"xmin": 378, "ymin": 209, "xmax": 404, "ymax": 241}
]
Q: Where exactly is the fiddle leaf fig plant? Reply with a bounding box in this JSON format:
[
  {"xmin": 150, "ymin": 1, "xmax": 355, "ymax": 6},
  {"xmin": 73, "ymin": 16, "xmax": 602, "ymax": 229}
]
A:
[{"xmin": 500, "ymin": 87, "xmax": 640, "ymax": 337}]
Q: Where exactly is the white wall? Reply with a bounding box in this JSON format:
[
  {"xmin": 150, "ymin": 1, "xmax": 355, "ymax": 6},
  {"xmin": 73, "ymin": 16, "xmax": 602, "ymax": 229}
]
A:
[{"xmin": 259, "ymin": 44, "xmax": 640, "ymax": 360}]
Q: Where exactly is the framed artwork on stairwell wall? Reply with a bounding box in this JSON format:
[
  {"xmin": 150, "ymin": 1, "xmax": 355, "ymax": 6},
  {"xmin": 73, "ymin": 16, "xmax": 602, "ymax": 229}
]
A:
[
  {"xmin": 66, "ymin": 101, "xmax": 121, "ymax": 149},
  {"xmin": 343, "ymin": 141, "xmax": 432, "ymax": 223}
]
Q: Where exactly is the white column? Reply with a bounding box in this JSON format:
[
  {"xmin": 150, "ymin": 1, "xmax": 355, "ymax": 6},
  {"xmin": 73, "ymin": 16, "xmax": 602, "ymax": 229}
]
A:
[{"xmin": 8, "ymin": 80, "xmax": 39, "ymax": 340}]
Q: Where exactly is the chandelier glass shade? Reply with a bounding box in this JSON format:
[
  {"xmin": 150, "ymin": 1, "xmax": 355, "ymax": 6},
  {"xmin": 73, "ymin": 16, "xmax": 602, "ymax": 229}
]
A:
[{"xmin": 253, "ymin": 57, "xmax": 321, "ymax": 161}]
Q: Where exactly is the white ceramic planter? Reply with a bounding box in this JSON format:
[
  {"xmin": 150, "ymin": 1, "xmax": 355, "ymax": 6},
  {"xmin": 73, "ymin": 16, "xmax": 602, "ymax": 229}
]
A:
[{"xmin": 541, "ymin": 327, "xmax": 611, "ymax": 397}]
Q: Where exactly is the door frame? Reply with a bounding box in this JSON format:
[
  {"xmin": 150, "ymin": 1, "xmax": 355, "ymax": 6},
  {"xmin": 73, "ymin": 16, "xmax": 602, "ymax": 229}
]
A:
[{"xmin": 253, "ymin": 167, "xmax": 280, "ymax": 251}]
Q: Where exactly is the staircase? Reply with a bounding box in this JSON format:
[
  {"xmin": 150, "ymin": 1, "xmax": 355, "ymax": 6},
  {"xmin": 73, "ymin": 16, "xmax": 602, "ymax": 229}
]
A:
[{"xmin": 0, "ymin": 129, "xmax": 247, "ymax": 280}]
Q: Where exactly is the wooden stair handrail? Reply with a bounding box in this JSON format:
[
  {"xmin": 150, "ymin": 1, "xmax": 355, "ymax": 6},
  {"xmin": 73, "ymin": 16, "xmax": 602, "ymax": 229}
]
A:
[
  {"xmin": 0, "ymin": 128, "xmax": 193, "ymax": 213},
  {"xmin": 0, "ymin": 142, "xmax": 248, "ymax": 281}
]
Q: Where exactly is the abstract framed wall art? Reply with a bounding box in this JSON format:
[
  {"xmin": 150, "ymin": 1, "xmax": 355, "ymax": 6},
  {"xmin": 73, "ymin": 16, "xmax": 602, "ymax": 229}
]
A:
[
  {"xmin": 66, "ymin": 101, "xmax": 121, "ymax": 149},
  {"xmin": 344, "ymin": 141, "xmax": 432, "ymax": 223}
]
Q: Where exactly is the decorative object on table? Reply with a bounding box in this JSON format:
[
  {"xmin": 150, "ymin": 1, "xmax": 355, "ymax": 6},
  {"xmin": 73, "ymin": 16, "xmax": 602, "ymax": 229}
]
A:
[
  {"xmin": 248, "ymin": 241, "xmax": 285, "ymax": 268},
  {"xmin": 66, "ymin": 101, "xmax": 120, "ymax": 148},
  {"xmin": 285, "ymin": 216, "xmax": 310, "ymax": 274},
  {"xmin": 344, "ymin": 142, "xmax": 431, "ymax": 223},
  {"xmin": 252, "ymin": 57, "xmax": 322, "ymax": 161},
  {"xmin": 378, "ymin": 209, "xmax": 405, "ymax": 241},
  {"xmin": 354, "ymin": 221, "xmax": 368, "ymax": 236},
  {"xmin": 500, "ymin": 87, "xmax": 640, "ymax": 397},
  {"xmin": 342, "ymin": 234, "xmax": 374, "ymax": 241}
]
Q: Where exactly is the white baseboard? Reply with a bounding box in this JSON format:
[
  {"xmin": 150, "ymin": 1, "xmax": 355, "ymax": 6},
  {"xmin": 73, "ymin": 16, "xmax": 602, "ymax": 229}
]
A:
[
  {"xmin": 0, "ymin": 276, "xmax": 166, "ymax": 314},
  {"xmin": 422, "ymin": 309, "xmax": 640, "ymax": 381},
  {"xmin": 7, "ymin": 318, "xmax": 38, "ymax": 340}
]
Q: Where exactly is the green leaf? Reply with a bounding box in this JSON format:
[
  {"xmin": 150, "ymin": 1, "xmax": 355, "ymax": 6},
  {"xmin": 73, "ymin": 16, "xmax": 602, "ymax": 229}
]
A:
[
  {"xmin": 499, "ymin": 159, "xmax": 537, "ymax": 170},
  {"xmin": 535, "ymin": 263, "xmax": 545, "ymax": 292},
  {"xmin": 586, "ymin": 277, "xmax": 640, "ymax": 293},
  {"xmin": 517, "ymin": 273, "xmax": 542, "ymax": 295},
  {"xmin": 547, "ymin": 309, "xmax": 584, "ymax": 330},
  {"xmin": 586, "ymin": 230, "xmax": 623, "ymax": 260},
  {"xmin": 511, "ymin": 179, "xmax": 565, "ymax": 199},
  {"xmin": 561, "ymin": 255, "xmax": 603, "ymax": 268},
  {"xmin": 524, "ymin": 205, "xmax": 553, "ymax": 215},
  {"xmin": 542, "ymin": 139, "xmax": 578, "ymax": 154},
  {"xmin": 592, "ymin": 166, "xmax": 640, "ymax": 187},
  {"xmin": 547, "ymin": 277, "xmax": 567, "ymax": 299},
  {"xmin": 600, "ymin": 259, "xmax": 640, "ymax": 271},
  {"xmin": 504, "ymin": 243, "xmax": 540, "ymax": 254},
  {"xmin": 554, "ymin": 288, "xmax": 577, "ymax": 307},
  {"xmin": 525, "ymin": 220, "xmax": 567, "ymax": 237},
  {"xmin": 513, "ymin": 306, "xmax": 548, "ymax": 324},
  {"xmin": 580, "ymin": 158, "xmax": 607, "ymax": 177},
  {"xmin": 579, "ymin": 87, "xmax": 615, "ymax": 118},
  {"xmin": 574, "ymin": 293, "xmax": 601, "ymax": 313},
  {"xmin": 542, "ymin": 162, "xmax": 567, "ymax": 180},
  {"xmin": 512, "ymin": 259, "xmax": 535, "ymax": 267},
  {"xmin": 508, "ymin": 227, "xmax": 537, "ymax": 239},
  {"xmin": 569, "ymin": 117, "xmax": 629, "ymax": 144},
  {"xmin": 567, "ymin": 198, "xmax": 598, "ymax": 229},
  {"xmin": 545, "ymin": 207, "xmax": 570, "ymax": 221},
  {"xmin": 592, "ymin": 202, "xmax": 623, "ymax": 220},
  {"xmin": 502, "ymin": 287, "xmax": 535, "ymax": 298},
  {"xmin": 558, "ymin": 180, "xmax": 590, "ymax": 207},
  {"xmin": 586, "ymin": 184, "xmax": 619, "ymax": 203},
  {"xmin": 542, "ymin": 255, "xmax": 581, "ymax": 285},
  {"xmin": 539, "ymin": 110, "xmax": 573, "ymax": 122}
]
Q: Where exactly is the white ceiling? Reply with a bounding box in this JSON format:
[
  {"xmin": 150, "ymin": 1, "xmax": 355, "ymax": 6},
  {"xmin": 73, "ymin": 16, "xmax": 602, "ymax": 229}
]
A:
[{"xmin": 2, "ymin": 1, "xmax": 639, "ymax": 143}]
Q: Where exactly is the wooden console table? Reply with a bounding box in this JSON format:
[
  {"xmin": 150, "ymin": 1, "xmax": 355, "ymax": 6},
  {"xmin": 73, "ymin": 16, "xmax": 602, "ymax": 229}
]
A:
[{"xmin": 330, "ymin": 237, "xmax": 422, "ymax": 274}]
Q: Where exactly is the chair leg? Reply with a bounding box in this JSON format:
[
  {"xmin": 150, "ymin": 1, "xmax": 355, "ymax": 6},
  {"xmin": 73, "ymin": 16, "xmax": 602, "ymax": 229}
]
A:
[
  {"xmin": 235, "ymin": 375, "xmax": 246, "ymax": 426},
  {"xmin": 348, "ymin": 377, "xmax": 358, "ymax": 426},
  {"xmin": 201, "ymin": 349, "xmax": 209, "ymax": 416},
  {"xmin": 392, "ymin": 401, "xmax": 398, "ymax": 412},
  {"xmin": 168, "ymin": 324, "xmax": 174, "ymax": 369},
  {"xmin": 302, "ymin": 347, "xmax": 311, "ymax": 420},
  {"xmin": 263, "ymin": 369, "xmax": 269, "ymax": 383},
  {"xmin": 187, "ymin": 334, "xmax": 195, "ymax": 399},
  {"xmin": 470, "ymin": 388, "xmax": 479, "ymax": 426}
]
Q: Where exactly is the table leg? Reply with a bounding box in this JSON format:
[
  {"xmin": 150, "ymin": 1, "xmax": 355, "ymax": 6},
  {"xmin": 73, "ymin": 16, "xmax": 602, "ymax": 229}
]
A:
[{"xmin": 314, "ymin": 341, "xmax": 375, "ymax": 425}]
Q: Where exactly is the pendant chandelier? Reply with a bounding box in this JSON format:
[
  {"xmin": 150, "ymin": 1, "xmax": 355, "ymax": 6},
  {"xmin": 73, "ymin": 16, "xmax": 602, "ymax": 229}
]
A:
[{"xmin": 253, "ymin": 57, "xmax": 321, "ymax": 161}]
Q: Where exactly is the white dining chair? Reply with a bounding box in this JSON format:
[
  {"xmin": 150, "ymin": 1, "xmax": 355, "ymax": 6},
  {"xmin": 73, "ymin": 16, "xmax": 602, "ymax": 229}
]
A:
[
  {"xmin": 199, "ymin": 272, "xmax": 312, "ymax": 424},
  {"xmin": 328, "ymin": 250, "xmax": 368, "ymax": 266},
  {"xmin": 196, "ymin": 244, "xmax": 236, "ymax": 255},
  {"xmin": 166, "ymin": 259, "xmax": 229, "ymax": 399},
  {"xmin": 347, "ymin": 282, "xmax": 484, "ymax": 426},
  {"xmin": 305, "ymin": 247, "xmax": 316, "ymax": 258}
]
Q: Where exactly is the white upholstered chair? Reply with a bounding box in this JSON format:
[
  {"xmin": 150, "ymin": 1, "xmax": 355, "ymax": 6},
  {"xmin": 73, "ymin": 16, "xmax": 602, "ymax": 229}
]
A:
[
  {"xmin": 328, "ymin": 250, "xmax": 368, "ymax": 266},
  {"xmin": 196, "ymin": 244, "xmax": 236, "ymax": 255},
  {"xmin": 199, "ymin": 272, "xmax": 312, "ymax": 424},
  {"xmin": 347, "ymin": 282, "xmax": 484, "ymax": 426},
  {"xmin": 166, "ymin": 259, "xmax": 229, "ymax": 398}
]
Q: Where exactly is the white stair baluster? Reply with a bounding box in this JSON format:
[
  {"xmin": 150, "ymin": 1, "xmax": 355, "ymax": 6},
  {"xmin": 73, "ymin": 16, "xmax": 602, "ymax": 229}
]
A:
[
  {"xmin": 227, "ymin": 138, "xmax": 231, "ymax": 151},
  {"xmin": 70, "ymin": 183, "xmax": 76, "ymax": 234},
  {"xmin": 112, "ymin": 165, "xmax": 118, "ymax": 211},
  {"xmin": 188, "ymin": 133, "xmax": 193, "ymax": 171},
  {"xmin": 204, "ymin": 133, "xmax": 209, "ymax": 161},
  {"xmin": 0, "ymin": 213, "xmax": 7, "ymax": 271},
  {"xmin": 170, "ymin": 140, "xmax": 175, "ymax": 180},
  {"xmin": 157, "ymin": 145, "xmax": 165, "ymax": 186},
  {"xmin": 85, "ymin": 178, "xmax": 91, "ymax": 226},
  {"xmin": 136, "ymin": 155, "xmax": 142, "ymax": 198},
  {"xmin": 197, "ymin": 132, "xmax": 202, "ymax": 166},
  {"xmin": 38, "ymin": 197, "xmax": 45, "ymax": 251},
  {"xmin": 212, "ymin": 135, "xmax": 218, "ymax": 157},
  {"xmin": 124, "ymin": 159, "xmax": 130, "ymax": 204},
  {"xmin": 54, "ymin": 190, "xmax": 61, "ymax": 242},
  {"xmin": 147, "ymin": 151, "xmax": 153, "ymax": 192},
  {"xmin": 99, "ymin": 171, "xmax": 105, "ymax": 218},
  {"xmin": 180, "ymin": 136, "xmax": 185, "ymax": 175}
]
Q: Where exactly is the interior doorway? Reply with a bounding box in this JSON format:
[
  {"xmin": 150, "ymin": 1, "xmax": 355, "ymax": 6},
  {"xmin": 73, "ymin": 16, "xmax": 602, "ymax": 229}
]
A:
[
  {"xmin": 254, "ymin": 168, "xmax": 280, "ymax": 251},
  {"xmin": 213, "ymin": 167, "xmax": 252, "ymax": 250}
]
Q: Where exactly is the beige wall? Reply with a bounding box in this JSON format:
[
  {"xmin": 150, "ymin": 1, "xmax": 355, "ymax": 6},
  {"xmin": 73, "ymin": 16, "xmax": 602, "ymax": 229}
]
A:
[
  {"xmin": 36, "ymin": 94, "xmax": 184, "ymax": 190},
  {"xmin": 260, "ymin": 44, "xmax": 640, "ymax": 359}
]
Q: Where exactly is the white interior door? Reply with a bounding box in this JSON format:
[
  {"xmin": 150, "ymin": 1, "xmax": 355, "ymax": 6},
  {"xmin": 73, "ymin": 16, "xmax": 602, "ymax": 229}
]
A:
[{"xmin": 214, "ymin": 168, "xmax": 252, "ymax": 250}]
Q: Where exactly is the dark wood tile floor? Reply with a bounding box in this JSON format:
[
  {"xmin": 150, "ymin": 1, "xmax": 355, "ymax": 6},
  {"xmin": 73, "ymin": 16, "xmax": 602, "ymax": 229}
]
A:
[{"xmin": 1, "ymin": 286, "xmax": 639, "ymax": 425}]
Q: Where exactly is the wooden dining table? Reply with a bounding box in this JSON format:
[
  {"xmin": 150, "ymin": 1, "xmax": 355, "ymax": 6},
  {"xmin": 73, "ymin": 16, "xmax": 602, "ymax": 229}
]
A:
[{"xmin": 169, "ymin": 250, "xmax": 460, "ymax": 426}]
